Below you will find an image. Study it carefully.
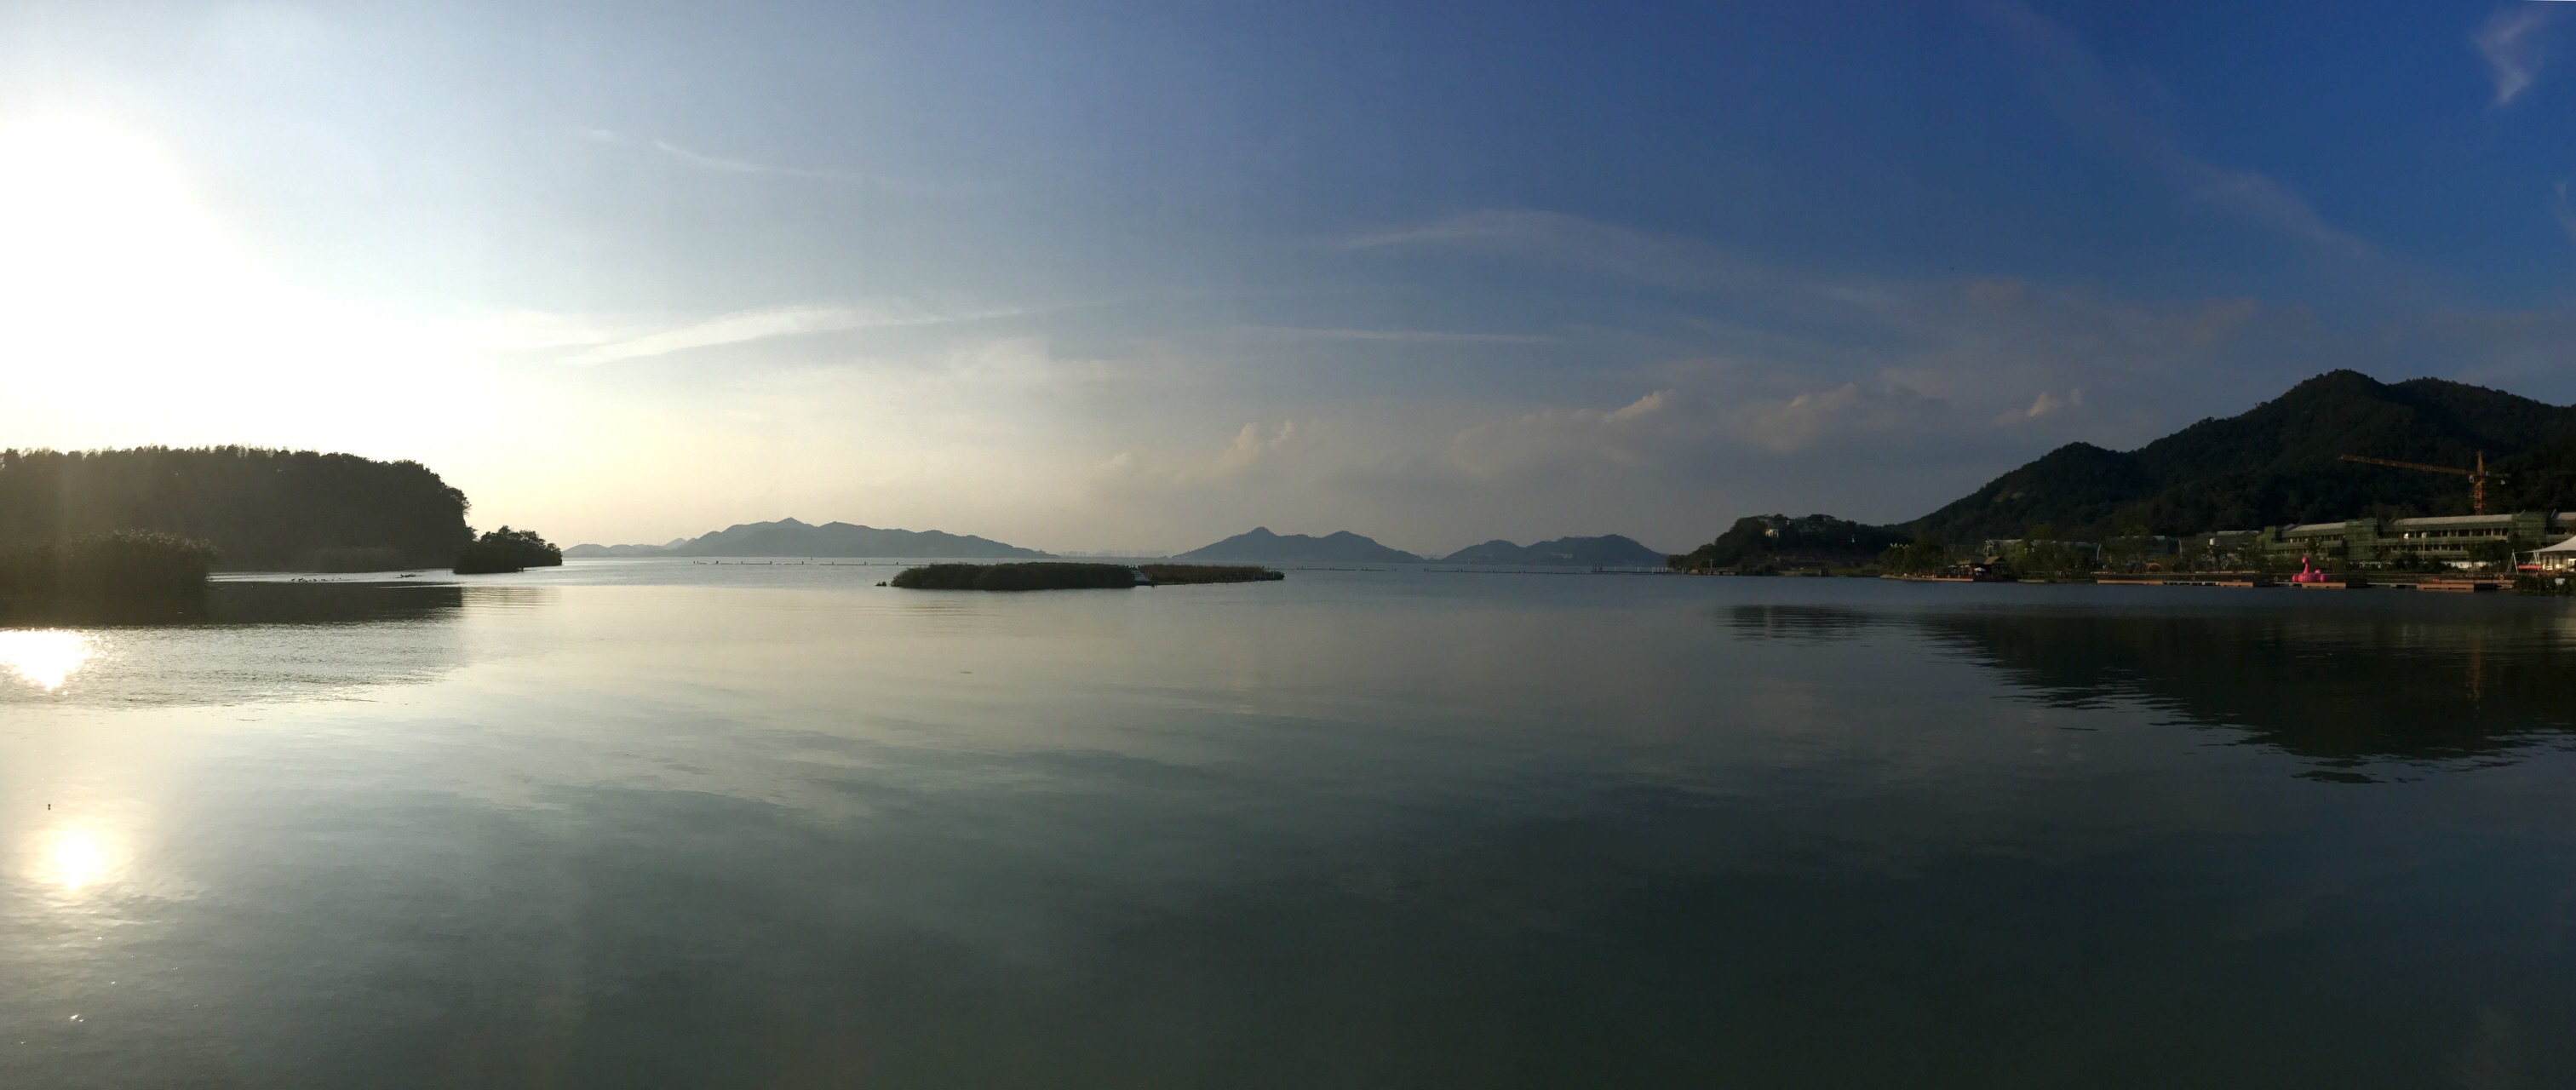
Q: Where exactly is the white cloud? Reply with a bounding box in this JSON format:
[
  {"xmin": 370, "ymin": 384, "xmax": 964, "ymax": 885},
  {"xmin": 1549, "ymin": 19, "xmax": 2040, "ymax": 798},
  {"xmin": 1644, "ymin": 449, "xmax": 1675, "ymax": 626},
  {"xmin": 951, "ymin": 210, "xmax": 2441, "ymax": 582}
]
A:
[
  {"xmin": 1730, "ymin": 383, "xmax": 1949, "ymax": 454},
  {"xmin": 1445, "ymin": 391, "xmax": 1689, "ymax": 479},
  {"xmin": 2476, "ymin": 6, "xmax": 2556, "ymax": 106},
  {"xmin": 1998, "ymin": 388, "xmax": 2084, "ymax": 425},
  {"xmin": 1217, "ymin": 421, "xmax": 1300, "ymax": 473},
  {"xmin": 451, "ymin": 300, "xmax": 1029, "ymax": 365},
  {"xmin": 573, "ymin": 304, "xmax": 874, "ymax": 364}
]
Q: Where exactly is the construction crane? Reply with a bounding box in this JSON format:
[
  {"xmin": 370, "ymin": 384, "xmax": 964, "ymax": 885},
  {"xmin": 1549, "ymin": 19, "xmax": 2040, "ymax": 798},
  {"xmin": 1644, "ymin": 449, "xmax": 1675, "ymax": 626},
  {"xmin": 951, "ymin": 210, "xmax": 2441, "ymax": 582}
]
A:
[{"xmin": 2338, "ymin": 451, "xmax": 2505, "ymax": 515}]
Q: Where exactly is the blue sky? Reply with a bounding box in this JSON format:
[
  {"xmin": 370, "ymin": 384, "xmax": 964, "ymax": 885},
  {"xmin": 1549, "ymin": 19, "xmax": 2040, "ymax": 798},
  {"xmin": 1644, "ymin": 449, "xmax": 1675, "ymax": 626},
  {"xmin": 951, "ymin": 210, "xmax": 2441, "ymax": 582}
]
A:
[{"xmin": 3, "ymin": 0, "xmax": 2573, "ymax": 553}]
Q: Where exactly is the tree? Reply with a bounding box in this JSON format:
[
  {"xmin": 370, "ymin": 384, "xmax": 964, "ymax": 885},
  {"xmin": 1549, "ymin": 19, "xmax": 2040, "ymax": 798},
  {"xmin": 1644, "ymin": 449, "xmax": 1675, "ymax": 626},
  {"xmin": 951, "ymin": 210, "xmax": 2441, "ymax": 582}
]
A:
[
  {"xmin": 453, "ymin": 525, "xmax": 563, "ymax": 574},
  {"xmin": 0, "ymin": 446, "xmax": 471, "ymax": 569}
]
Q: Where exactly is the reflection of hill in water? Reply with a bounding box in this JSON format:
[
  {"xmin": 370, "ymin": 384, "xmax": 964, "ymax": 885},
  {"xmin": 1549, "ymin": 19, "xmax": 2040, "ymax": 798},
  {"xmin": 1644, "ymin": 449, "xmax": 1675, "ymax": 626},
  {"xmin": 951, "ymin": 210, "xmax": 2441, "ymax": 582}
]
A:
[
  {"xmin": 1913, "ymin": 606, "xmax": 2576, "ymax": 776},
  {"xmin": 0, "ymin": 581, "xmax": 478, "ymax": 627},
  {"xmin": 205, "ymin": 582, "xmax": 471, "ymax": 624},
  {"xmin": 1, "ymin": 582, "xmax": 511, "ymax": 707}
]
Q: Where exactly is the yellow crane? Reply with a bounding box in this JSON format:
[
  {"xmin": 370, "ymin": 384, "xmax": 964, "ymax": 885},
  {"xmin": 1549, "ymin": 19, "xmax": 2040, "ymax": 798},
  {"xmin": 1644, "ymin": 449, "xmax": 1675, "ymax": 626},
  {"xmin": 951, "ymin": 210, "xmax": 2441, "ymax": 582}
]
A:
[{"xmin": 2338, "ymin": 451, "xmax": 2506, "ymax": 515}]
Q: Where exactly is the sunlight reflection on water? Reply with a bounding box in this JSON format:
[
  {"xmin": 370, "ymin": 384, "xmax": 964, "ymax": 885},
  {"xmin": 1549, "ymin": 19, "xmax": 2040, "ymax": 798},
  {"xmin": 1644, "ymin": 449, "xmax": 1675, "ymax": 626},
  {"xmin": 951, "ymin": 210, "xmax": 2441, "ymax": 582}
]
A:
[
  {"xmin": 0, "ymin": 630, "xmax": 94, "ymax": 691},
  {"xmin": 32, "ymin": 825, "xmax": 118, "ymax": 892}
]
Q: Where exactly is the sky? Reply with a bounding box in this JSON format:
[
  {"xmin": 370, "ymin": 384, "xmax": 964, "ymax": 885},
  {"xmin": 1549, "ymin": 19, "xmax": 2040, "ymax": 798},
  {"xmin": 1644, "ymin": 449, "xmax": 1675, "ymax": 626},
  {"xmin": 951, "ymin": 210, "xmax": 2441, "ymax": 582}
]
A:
[{"xmin": 2, "ymin": 0, "xmax": 2574, "ymax": 554}]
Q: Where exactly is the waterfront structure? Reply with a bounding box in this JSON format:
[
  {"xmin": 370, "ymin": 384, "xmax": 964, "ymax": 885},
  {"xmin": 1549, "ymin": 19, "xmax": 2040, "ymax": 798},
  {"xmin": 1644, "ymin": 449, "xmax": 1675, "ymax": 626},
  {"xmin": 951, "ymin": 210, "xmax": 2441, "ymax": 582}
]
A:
[
  {"xmin": 2530, "ymin": 536, "xmax": 2576, "ymax": 573},
  {"xmin": 2195, "ymin": 511, "xmax": 2576, "ymax": 568}
]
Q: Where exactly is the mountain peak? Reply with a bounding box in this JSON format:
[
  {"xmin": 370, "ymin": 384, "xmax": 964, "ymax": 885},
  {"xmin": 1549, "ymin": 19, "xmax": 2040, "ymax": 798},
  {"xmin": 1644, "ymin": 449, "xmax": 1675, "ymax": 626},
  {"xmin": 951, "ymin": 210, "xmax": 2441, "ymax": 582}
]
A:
[
  {"xmin": 566, "ymin": 519, "xmax": 1049, "ymax": 559},
  {"xmin": 1175, "ymin": 527, "xmax": 1418, "ymax": 563},
  {"xmin": 1909, "ymin": 370, "xmax": 2576, "ymax": 540},
  {"xmin": 1438, "ymin": 535, "xmax": 1666, "ymax": 566}
]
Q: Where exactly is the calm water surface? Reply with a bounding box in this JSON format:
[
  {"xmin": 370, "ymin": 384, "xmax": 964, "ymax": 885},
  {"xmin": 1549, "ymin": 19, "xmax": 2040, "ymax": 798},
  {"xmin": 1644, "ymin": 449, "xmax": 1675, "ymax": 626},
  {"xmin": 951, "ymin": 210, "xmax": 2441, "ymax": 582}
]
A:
[{"xmin": 5, "ymin": 561, "xmax": 2576, "ymax": 1087}]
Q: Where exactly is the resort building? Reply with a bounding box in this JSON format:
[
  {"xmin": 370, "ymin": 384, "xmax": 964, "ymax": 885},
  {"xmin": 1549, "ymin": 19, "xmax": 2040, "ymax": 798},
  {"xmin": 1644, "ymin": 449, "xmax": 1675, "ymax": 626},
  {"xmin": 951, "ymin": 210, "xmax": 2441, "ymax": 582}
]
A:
[{"xmin": 2196, "ymin": 511, "xmax": 2576, "ymax": 567}]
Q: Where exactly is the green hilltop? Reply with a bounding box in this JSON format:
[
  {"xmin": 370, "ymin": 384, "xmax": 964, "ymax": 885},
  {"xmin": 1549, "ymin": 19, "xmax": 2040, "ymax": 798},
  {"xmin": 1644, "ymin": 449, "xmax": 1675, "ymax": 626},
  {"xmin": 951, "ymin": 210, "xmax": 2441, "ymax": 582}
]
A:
[
  {"xmin": 1673, "ymin": 370, "xmax": 2576, "ymax": 566},
  {"xmin": 0, "ymin": 446, "xmax": 474, "ymax": 570},
  {"xmin": 1909, "ymin": 370, "xmax": 2576, "ymax": 542}
]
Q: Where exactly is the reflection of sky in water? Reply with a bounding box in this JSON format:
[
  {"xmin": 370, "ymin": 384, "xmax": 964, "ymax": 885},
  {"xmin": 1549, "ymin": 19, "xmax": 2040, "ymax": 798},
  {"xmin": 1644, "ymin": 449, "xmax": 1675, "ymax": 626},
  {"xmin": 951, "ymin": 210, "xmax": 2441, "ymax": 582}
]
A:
[
  {"xmin": 0, "ymin": 629, "xmax": 95, "ymax": 691},
  {"xmin": 7, "ymin": 573, "xmax": 2576, "ymax": 1083}
]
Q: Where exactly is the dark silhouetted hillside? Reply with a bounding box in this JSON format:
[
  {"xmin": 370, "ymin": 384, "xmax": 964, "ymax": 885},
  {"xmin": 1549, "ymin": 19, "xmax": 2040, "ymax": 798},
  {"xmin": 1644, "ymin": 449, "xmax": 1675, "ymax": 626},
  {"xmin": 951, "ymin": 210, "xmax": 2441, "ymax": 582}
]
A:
[
  {"xmin": 568, "ymin": 519, "xmax": 1048, "ymax": 559},
  {"xmin": 1440, "ymin": 535, "xmax": 1666, "ymax": 565},
  {"xmin": 1174, "ymin": 528, "xmax": 1420, "ymax": 563},
  {"xmin": 1675, "ymin": 515, "xmax": 1909, "ymax": 570},
  {"xmin": 0, "ymin": 447, "xmax": 472, "ymax": 570},
  {"xmin": 1909, "ymin": 371, "xmax": 2576, "ymax": 541}
]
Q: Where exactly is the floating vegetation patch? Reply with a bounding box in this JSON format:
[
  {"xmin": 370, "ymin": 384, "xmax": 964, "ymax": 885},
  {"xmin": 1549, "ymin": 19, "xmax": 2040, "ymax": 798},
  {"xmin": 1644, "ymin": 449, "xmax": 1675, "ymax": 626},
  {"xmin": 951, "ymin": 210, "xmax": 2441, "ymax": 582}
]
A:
[
  {"xmin": 892, "ymin": 563, "xmax": 1141, "ymax": 591},
  {"xmin": 1138, "ymin": 565, "xmax": 1283, "ymax": 585}
]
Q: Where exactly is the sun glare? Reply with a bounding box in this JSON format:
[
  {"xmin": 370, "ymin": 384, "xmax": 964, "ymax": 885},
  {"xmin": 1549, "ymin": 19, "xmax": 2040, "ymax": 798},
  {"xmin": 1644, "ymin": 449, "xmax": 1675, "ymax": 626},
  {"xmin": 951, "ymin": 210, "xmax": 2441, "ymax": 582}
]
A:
[
  {"xmin": 0, "ymin": 114, "xmax": 471, "ymax": 453},
  {"xmin": 0, "ymin": 630, "xmax": 95, "ymax": 692},
  {"xmin": 0, "ymin": 117, "xmax": 229, "ymax": 356}
]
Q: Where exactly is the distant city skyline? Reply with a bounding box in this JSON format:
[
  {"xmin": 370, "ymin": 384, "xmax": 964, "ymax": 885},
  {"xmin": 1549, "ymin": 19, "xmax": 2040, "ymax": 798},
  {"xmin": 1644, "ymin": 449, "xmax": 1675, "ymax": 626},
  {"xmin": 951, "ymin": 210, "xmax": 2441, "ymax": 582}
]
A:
[{"xmin": 3, "ymin": 1, "xmax": 2573, "ymax": 554}]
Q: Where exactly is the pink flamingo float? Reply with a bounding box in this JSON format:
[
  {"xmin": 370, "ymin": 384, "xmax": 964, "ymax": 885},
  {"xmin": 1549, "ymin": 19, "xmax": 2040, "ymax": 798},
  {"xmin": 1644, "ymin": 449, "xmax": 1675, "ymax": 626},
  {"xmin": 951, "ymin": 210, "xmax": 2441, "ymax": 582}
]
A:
[{"xmin": 2290, "ymin": 556, "xmax": 2332, "ymax": 584}]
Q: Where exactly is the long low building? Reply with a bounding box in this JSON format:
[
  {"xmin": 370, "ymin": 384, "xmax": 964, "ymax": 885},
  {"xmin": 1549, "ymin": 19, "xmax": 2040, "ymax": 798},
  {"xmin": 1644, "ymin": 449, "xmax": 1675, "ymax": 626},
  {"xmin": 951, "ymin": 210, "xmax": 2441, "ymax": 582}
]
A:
[{"xmin": 2198, "ymin": 511, "xmax": 2576, "ymax": 566}]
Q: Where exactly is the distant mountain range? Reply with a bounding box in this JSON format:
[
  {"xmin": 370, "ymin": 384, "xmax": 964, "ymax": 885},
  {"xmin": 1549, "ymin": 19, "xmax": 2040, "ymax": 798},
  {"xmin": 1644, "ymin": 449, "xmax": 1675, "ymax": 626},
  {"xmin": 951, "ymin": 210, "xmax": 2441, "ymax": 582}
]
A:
[
  {"xmin": 566, "ymin": 519, "xmax": 1050, "ymax": 559},
  {"xmin": 1173, "ymin": 527, "xmax": 1422, "ymax": 563},
  {"xmin": 1908, "ymin": 370, "xmax": 2576, "ymax": 542},
  {"xmin": 571, "ymin": 520, "xmax": 1674, "ymax": 568},
  {"xmin": 1438, "ymin": 535, "xmax": 1666, "ymax": 566}
]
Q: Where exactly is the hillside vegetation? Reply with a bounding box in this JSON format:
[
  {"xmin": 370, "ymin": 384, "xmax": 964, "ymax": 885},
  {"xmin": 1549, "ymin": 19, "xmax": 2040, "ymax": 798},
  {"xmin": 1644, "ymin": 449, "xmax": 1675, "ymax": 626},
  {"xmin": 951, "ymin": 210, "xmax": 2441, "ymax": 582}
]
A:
[
  {"xmin": 454, "ymin": 527, "xmax": 564, "ymax": 574},
  {"xmin": 1672, "ymin": 515, "xmax": 1909, "ymax": 571},
  {"xmin": 0, "ymin": 531, "xmax": 218, "ymax": 617},
  {"xmin": 0, "ymin": 447, "xmax": 473, "ymax": 570},
  {"xmin": 1439, "ymin": 535, "xmax": 1666, "ymax": 566},
  {"xmin": 1909, "ymin": 371, "xmax": 2576, "ymax": 541}
]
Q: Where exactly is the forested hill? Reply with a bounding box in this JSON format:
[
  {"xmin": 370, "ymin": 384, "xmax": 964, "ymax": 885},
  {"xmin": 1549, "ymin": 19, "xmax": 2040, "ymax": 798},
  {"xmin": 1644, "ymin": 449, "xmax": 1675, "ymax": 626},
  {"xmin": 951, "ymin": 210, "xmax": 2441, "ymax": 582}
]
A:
[
  {"xmin": 0, "ymin": 447, "xmax": 472, "ymax": 569},
  {"xmin": 566, "ymin": 519, "xmax": 1049, "ymax": 559},
  {"xmin": 1174, "ymin": 528, "xmax": 1421, "ymax": 563},
  {"xmin": 1909, "ymin": 370, "xmax": 2576, "ymax": 542},
  {"xmin": 1439, "ymin": 535, "xmax": 1666, "ymax": 566}
]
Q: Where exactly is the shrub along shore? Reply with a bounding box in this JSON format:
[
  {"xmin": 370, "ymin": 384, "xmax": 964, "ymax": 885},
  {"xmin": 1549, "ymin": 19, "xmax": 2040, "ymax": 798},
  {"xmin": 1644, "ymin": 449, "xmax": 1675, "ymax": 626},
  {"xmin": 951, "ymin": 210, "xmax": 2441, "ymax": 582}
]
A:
[
  {"xmin": 892, "ymin": 562, "xmax": 1284, "ymax": 590},
  {"xmin": 0, "ymin": 531, "xmax": 218, "ymax": 618}
]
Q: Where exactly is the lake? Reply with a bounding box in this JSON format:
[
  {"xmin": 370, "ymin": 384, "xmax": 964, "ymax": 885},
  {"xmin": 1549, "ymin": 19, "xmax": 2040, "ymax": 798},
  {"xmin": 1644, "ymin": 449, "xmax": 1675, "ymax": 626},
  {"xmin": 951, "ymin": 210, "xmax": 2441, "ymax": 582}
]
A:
[{"xmin": 5, "ymin": 562, "xmax": 2575, "ymax": 1087}]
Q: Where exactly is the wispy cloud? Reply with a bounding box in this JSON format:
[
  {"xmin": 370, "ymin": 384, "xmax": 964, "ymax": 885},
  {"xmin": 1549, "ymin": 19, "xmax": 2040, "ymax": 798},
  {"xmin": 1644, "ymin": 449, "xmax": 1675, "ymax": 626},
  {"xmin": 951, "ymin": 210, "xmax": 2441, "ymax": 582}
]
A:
[
  {"xmin": 1338, "ymin": 209, "xmax": 1908, "ymax": 329},
  {"xmin": 575, "ymin": 303, "xmax": 877, "ymax": 364},
  {"xmin": 1230, "ymin": 324, "xmax": 1552, "ymax": 345},
  {"xmin": 1995, "ymin": 388, "xmax": 2083, "ymax": 426},
  {"xmin": 2476, "ymin": 5, "xmax": 2557, "ymax": 106},
  {"xmin": 1339, "ymin": 209, "xmax": 1776, "ymax": 292},
  {"xmin": 645, "ymin": 138, "xmax": 857, "ymax": 181},
  {"xmin": 2556, "ymin": 181, "xmax": 2576, "ymax": 245},
  {"xmin": 1970, "ymin": 0, "xmax": 2372, "ymax": 260},
  {"xmin": 458, "ymin": 300, "xmax": 1025, "ymax": 364},
  {"xmin": 582, "ymin": 129, "xmax": 950, "ymax": 194}
]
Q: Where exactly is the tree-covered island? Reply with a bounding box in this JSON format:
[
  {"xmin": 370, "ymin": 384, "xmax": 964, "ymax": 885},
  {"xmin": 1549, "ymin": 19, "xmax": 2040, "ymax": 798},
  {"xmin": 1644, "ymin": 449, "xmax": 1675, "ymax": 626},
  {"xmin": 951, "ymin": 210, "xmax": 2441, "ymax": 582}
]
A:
[{"xmin": 0, "ymin": 447, "xmax": 566, "ymax": 605}]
